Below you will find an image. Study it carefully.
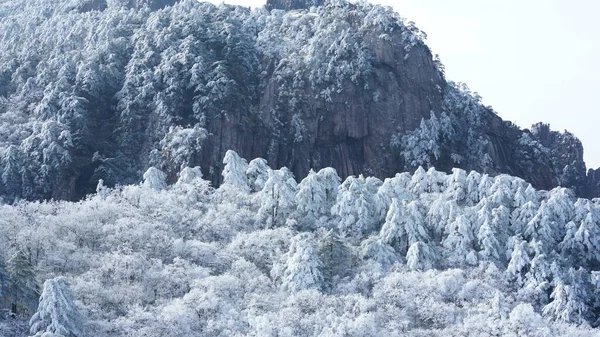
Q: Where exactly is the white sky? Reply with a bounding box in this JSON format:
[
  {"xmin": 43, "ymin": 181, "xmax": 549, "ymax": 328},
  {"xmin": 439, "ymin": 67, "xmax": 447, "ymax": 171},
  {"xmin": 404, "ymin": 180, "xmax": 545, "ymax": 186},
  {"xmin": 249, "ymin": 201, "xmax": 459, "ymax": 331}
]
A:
[{"xmin": 204, "ymin": 0, "xmax": 600, "ymax": 169}]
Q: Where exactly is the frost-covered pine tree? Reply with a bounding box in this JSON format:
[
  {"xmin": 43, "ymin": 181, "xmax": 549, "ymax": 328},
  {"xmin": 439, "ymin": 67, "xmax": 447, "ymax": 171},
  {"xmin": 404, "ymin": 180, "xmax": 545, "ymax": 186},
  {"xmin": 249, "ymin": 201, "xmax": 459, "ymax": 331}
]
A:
[
  {"xmin": 29, "ymin": 277, "xmax": 84, "ymax": 337},
  {"xmin": 409, "ymin": 166, "xmax": 428, "ymax": 195},
  {"xmin": 511, "ymin": 201, "xmax": 538, "ymax": 236},
  {"xmin": 331, "ymin": 175, "xmax": 377, "ymax": 237},
  {"xmin": 0, "ymin": 256, "xmax": 9, "ymax": 303},
  {"xmin": 379, "ymin": 198, "xmax": 406, "ymax": 251},
  {"xmin": 524, "ymin": 201, "xmax": 556, "ymax": 246},
  {"xmin": 7, "ymin": 250, "xmax": 39, "ymax": 316},
  {"xmin": 426, "ymin": 167, "xmax": 446, "ymax": 193},
  {"xmin": 281, "ymin": 233, "xmax": 324, "ymax": 293},
  {"xmin": 466, "ymin": 170, "xmax": 482, "ymax": 205},
  {"xmin": 559, "ymin": 221, "xmax": 579, "ymax": 260},
  {"xmin": 316, "ymin": 167, "xmax": 341, "ymax": 212},
  {"xmin": 222, "ymin": 150, "xmax": 249, "ymax": 192},
  {"xmin": 478, "ymin": 174, "xmax": 493, "ymax": 201},
  {"xmin": 442, "ymin": 214, "xmax": 475, "ymax": 264},
  {"xmin": 489, "ymin": 175, "xmax": 514, "ymax": 208},
  {"xmin": 142, "ymin": 167, "xmax": 167, "ymax": 191},
  {"xmin": 477, "ymin": 218, "xmax": 502, "ymax": 262},
  {"xmin": 446, "ymin": 168, "xmax": 467, "ymax": 203},
  {"xmin": 506, "ymin": 238, "xmax": 531, "ymax": 285},
  {"xmin": 318, "ymin": 229, "xmax": 351, "ymax": 290},
  {"xmin": 246, "ymin": 157, "xmax": 270, "ymax": 193},
  {"xmin": 426, "ymin": 198, "xmax": 458, "ymax": 242},
  {"xmin": 406, "ymin": 241, "xmax": 435, "ymax": 271},
  {"xmin": 375, "ymin": 174, "xmax": 413, "ymax": 222},
  {"xmin": 542, "ymin": 278, "xmax": 587, "ymax": 324},
  {"xmin": 573, "ymin": 211, "xmax": 600, "ymax": 264},
  {"xmin": 360, "ymin": 235, "xmax": 397, "ymax": 271},
  {"xmin": 295, "ymin": 170, "xmax": 328, "ymax": 230},
  {"xmin": 403, "ymin": 200, "xmax": 429, "ymax": 247},
  {"xmin": 256, "ymin": 167, "xmax": 298, "ymax": 228}
]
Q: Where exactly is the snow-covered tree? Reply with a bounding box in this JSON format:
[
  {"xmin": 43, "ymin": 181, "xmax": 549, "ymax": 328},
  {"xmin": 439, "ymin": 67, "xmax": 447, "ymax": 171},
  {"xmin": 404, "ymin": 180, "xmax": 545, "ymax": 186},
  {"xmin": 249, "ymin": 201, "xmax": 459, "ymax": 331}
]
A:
[
  {"xmin": 360, "ymin": 236, "xmax": 397, "ymax": 271},
  {"xmin": 477, "ymin": 218, "xmax": 502, "ymax": 262},
  {"xmin": 507, "ymin": 238, "xmax": 531, "ymax": 285},
  {"xmin": 318, "ymin": 229, "xmax": 352, "ymax": 290},
  {"xmin": 426, "ymin": 167, "xmax": 447, "ymax": 193},
  {"xmin": 29, "ymin": 277, "xmax": 84, "ymax": 337},
  {"xmin": 295, "ymin": 170, "xmax": 328, "ymax": 230},
  {"xmin": 142, "ymin": 167, "xmax": 167, "ymax": 191},
  {"xmin": 256, "ymin": 167, "xmax": 297, "ymax": 228},
  {"xmin": 426, "ymin": 198, "xmax": 458, "ymax": 241},
  {"xmin": 280, "ymin": 233, "xmax": 324, "ymax": 293},
  {"xmin": 331, "ymin": 175, "xmax": 378, "ymax": 237},
  {"xmin": 316, "ymin": 167, "xmax": 341, "ymax": 212},
  {"xmin": 511, "ymin": 201, "xmax": 538, "ymax": 236},
  {"xmin": 406, "ymin": 241, "xmax": 435, "ymax": 271},
  {"xmin": 524, "ymin": 201, "xmax": 557, "ymax": 246},
  {"xmin": 466, "ymin": 170, "xmax": 482, "ymax": 205},
  {"xmin": 478, "ymin": 174, "xmax": 493, "ymax": 201},
  {"xmin": 446, "ymin": 168, "xmax": 467, "ymax": 202},
  {"xmin": 542, "ymin": 278, "xmax": 587, "ymax": 324},
  {"xmin": 573, "ymin": 211, "xmax": 600, "ymax": 264},
  {"xmin": 375, "ymin": 174, "xmax": 413, "ymax": 222},
  {"xmin": 246, "ymin": 158, "xmax": 270, "ymax": 193},
  {"xmin": 442, "ymin": 214, "xmax": 475, "ymax": 264},
  {"xmin": 222, "ymin": 150, "xmax": 249, "ymax": 191},
  {"xmin": 409, "ymin": 166, "xmax": 428, "ymax": 195},
  {"xmin": 7, "ymin": 251, "xmax": 39, "ymax": 316}
]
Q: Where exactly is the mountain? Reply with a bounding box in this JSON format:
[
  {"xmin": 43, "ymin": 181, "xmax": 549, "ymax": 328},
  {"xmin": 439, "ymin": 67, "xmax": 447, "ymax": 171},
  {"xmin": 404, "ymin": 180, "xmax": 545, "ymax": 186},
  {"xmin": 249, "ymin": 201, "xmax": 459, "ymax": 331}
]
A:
[
  {"xmin": 0, "ymin": 0, "xmax": 596, "ymax": 202},
  {"xmin": 1, "ymin": 151, "xmax": 600, "ymax": 336}
]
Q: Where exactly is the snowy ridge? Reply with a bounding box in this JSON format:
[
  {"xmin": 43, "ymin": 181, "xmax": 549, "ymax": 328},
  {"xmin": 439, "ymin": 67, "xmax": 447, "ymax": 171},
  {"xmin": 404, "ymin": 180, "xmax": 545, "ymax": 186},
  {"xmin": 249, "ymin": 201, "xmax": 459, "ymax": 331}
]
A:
[{"xmin": 0, "ymin": 150, "xmax": 599, "ymax": 336}]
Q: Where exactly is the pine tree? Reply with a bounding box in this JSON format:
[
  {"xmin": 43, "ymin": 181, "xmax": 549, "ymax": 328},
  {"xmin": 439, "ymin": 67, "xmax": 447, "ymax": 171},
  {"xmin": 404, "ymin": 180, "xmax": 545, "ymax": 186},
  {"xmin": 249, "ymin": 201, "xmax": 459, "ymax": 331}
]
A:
[
  {"xmin": 7, "ymin": 251, "xmax": 39, "ymax": 316},
  {"xmin": 295, "ymin": 170, "xmax": 328, "ymax": 231},
  {"xmin": 511, "ymin": 201, "xmax": 537, "ymax": 236},
  {"xmin": 222, "ymin": 150, "xmax": 249, "ymax": 191},
  {"xmin": 406, "ymin": 241, "xmax": 435, "ymax": 271},
  {"xmin": 465, "ymin": 170, "xmax": 482, "ymax": 205},
  {"xmin": 316, "ymin": 167, "xmax": 341, "ymax": 212},
  {"xmin": 477, "ymin": 218, "xmax": 502, "ymax": 262},
  {"xmin": 426, "ymin": 198, "xmax": 458, "ymax": 242},
  {"xmin": 542, "ymin": 278, "xmax": 587, "ymax": 324},
  {"xmin": 426, "ymin": 167, "xmax": 446, "ymax": 193},
  {"xmin": 375, "ymin": 174, "xmax": 413, "ymax": 222},
  {"xmin": 446, "ymin": 167, "xmax": 467, "ymax": 203},
  {"xmin": 409, "ymin": 166, "xmax": 428, "ymax": 195},
  {"xmin": 574, "ymin": 211, "xmax": 600, "ymax": 264},
  {"xmin": 318, "ymin": 229, "xmax": 351, "ymax": 290},
  {"xmin": 478, "ymin": 174, "xmax": 493, "ymax": 201},
  {"xmin": 281, "ymin": 233, "xmax": 324, "ymax": 293},
  {"xmin": 506, "ymin": 238, "xmax": 531, "ymax": 285},
  {"xmin": 360, "ymin": 236, "xmax": 397, "ymax": 271},
  {"xmin": 524, "ymin": 201, "xmax": 556, "ymax": 246},
  {"xmin": 246, "ymin": 157, "xmax": 270, "ymax": 193},
  {"xmin": 142, "ymin": 167, "xmax": 167, "ymax": 191},
  {"xmin": 331, "ymin": 175, "xmax": 377, "ymax": 237},
  {"xmin": 29, "ymin": 277, "xmax": 84, "ymax": 337},
  {"xmin": 256, "ymin": 168, "xmax": 297, "ymax": 228}
]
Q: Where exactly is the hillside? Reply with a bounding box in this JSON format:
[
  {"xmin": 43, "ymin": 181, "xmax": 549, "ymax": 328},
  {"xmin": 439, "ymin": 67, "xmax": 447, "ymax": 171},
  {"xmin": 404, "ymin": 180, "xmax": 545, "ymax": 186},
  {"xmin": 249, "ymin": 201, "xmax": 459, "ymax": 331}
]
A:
[
  {"xmin": 0, "ymin": 0, "xmax": 597, "ymax": 203},
  {"xmin": 1, "ymin": 150, "xmax": 600, "ymax": 336}
]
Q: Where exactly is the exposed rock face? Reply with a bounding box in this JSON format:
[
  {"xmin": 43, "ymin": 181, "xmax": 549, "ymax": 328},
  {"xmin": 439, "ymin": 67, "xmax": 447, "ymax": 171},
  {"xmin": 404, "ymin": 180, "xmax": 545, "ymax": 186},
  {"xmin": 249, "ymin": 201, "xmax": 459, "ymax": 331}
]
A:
[{"xmin": 0, "ymin": 0, "xmax": 599, "ymax": 200}]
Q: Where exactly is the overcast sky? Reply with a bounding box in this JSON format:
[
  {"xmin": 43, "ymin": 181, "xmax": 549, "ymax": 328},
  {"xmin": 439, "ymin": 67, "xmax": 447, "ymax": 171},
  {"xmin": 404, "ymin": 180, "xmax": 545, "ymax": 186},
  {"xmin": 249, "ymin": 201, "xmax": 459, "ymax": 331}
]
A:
[{"xmin": 205, "ymin": 0, "xmax": 600, "ymax": 169}]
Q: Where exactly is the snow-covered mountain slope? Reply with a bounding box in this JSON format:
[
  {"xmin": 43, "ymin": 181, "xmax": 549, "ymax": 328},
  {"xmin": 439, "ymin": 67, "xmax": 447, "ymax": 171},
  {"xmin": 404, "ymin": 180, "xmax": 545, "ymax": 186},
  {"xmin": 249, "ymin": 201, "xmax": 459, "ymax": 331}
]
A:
[
  {"xmin": 0, "ymin": 0, "xmax": 597, "ymax": 202},
  {"xmin": 1, "ymin": 151, "xmax": 599, "ymax": 336}
]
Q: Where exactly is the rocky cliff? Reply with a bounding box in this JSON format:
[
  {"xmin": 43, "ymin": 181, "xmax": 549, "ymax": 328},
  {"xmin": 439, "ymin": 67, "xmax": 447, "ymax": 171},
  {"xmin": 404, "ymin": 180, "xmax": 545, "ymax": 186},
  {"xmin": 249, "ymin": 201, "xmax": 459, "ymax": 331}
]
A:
[{"xmin": 0, "ymin": 0, "xmax": 597, "ymax": 201}]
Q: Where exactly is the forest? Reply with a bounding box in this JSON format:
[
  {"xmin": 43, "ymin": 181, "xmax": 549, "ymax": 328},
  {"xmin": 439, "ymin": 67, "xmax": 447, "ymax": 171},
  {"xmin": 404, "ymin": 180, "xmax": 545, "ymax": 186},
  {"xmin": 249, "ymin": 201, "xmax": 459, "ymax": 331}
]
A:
[{"xmin": 1, "ymin": 150, "xmax": 600, "ymax": 336}]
